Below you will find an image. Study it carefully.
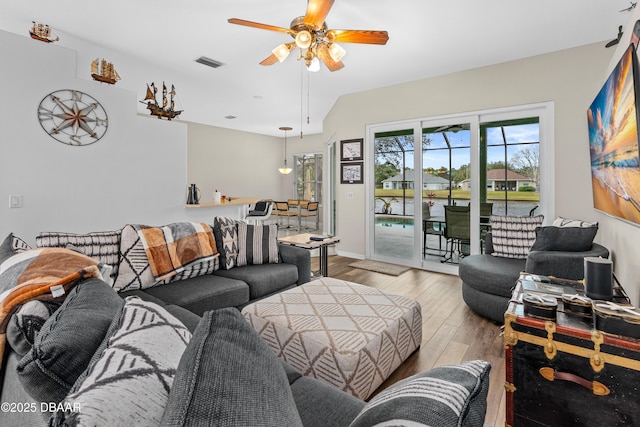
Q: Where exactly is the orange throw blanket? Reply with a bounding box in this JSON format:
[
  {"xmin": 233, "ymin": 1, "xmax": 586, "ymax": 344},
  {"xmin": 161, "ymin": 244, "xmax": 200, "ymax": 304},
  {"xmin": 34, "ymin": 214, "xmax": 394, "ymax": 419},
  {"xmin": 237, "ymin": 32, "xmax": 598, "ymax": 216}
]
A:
[
  {"xmin": 0, "ymin": 248, "xmax": 101, "ymax": 366},
  {"xmin": 134, "ymin": 222, "xmax": 218, "ymax": 281}
]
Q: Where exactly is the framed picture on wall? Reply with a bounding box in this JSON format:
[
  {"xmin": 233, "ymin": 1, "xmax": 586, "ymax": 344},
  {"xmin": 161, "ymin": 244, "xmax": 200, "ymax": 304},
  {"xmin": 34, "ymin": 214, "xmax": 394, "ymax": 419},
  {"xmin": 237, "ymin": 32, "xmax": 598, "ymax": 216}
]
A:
[
  {"xmin": 340, "ymin": 138, "xmax": 363, "ymax": 161},
  {"xmin": 341, "ymin": 162, "xmax": 363, "ymax": 184}
]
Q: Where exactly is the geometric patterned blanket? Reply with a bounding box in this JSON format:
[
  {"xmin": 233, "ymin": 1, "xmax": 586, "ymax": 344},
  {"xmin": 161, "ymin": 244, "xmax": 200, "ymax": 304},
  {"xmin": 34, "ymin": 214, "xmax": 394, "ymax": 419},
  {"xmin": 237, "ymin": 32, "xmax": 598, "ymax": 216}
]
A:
[
  {"xmin": 0, "ymin": 247, "xmax": 101, "ymax": 367},
  {"xmin": 134, "ymin": 222, "xmax": 217, "ymax": 281}
]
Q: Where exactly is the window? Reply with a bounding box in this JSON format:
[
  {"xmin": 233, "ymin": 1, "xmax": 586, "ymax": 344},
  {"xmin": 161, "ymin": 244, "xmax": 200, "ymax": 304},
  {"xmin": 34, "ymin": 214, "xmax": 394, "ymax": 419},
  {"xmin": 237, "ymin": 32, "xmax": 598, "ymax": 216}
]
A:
[
  {"xmin": 482, "ymin": 118, "xmax": 540, "ymax": 216},
  {"xmin": 293, "ymin": 153, "xmax": 323, "ymax": 203}
]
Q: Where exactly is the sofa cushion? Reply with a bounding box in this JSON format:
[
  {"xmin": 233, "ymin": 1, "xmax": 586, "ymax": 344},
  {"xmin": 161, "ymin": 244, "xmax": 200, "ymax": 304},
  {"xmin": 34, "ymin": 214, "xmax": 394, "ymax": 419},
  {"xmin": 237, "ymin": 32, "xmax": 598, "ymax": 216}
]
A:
[
  {"xmin": 459, "ymin": 254, "xmax": 525, "ymax": 298},
  {"xmin": 290, "ymin": 375, "xmax": 365, "ymax": 427},
  {"xmin": 349, "ymin": 360, "xmax": 491, "ymax": 427},
  {"xmin": 6, "ymin": 299, "xmax": 61, "ymax": 356},
  {"xmin": 36, "ymin": 230, "xmax": 121, "ymax": 279},
  {"xmin": 530, "ymin": 225, "xmax": 598, "ymax": 252},
  {"xmin": 236, "ymin": 222, "xmax": 280, "ymax": 266},
  {"xmin": 142, "ymin": 274, "xmax": 249, "ymax": 316},
  {"xmin": 160, "ymin": 308, "xmax": 303, "ymax": 427},
  {"xmin": 214, "ymin": 263, "xmax": 298, "ymax": 300},
  {"xmin": 50, "ymin": 297, "xmax": 191, "ymax": 427},
  {"xmin": 16, "ymin": 278, "xmax": 123, "ymax": 403},
  {"xmin": 490, "ymin": 215, "xmax": 544, "ymax": 259},
  {"xmin": 213, "ymin": 216, "xmax": 239, "ymax": 270}
]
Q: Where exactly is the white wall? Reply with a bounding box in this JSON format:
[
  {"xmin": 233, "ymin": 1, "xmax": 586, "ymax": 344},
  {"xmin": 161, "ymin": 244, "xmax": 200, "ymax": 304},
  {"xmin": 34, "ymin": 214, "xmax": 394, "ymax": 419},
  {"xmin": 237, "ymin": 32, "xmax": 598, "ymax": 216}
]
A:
[
  {"xmin": 320, "ymin": 43, "xmax": 640, "ymax": 301},
  {"xmin": 0, "ymin": 30, "xmax": 190, "ymax": 243},
  {"xmin": 187, "ymin": 123, "xmax": 325, "ymax": 203},
  {"xmin": 593, "ymin": 11, "xmax": 640, "ymax": 306}
]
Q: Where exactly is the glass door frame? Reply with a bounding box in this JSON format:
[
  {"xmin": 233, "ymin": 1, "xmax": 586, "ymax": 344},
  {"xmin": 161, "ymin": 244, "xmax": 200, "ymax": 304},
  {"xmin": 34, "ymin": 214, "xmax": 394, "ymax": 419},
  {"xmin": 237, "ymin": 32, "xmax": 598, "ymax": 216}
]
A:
[{"xmin": 365, "ymin": 102, "xmax": 554, "ymax": 273}]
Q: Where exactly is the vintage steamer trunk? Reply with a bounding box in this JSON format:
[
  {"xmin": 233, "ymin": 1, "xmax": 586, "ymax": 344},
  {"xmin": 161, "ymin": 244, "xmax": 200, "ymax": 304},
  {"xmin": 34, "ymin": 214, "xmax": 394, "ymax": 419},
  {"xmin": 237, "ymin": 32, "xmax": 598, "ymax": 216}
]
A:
[{"xmin": 504, "ymin": 277, "xmax": 640, "ymax": 427}]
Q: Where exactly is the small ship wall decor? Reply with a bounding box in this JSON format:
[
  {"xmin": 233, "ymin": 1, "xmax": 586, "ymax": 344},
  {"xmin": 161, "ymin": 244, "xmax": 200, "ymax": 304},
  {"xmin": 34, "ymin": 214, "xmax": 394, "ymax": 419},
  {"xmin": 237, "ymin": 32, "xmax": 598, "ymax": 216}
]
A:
[
  {"xmin": 91, "ymin": 58, "xmax": 120, "ymax": 85},
  {"xmin": 140, "ymin": 82, "xmax": 183, "ymax": 120},
  {"xmin": 29, "ymin": 21, "xmax": 59, "ymax": 43}
]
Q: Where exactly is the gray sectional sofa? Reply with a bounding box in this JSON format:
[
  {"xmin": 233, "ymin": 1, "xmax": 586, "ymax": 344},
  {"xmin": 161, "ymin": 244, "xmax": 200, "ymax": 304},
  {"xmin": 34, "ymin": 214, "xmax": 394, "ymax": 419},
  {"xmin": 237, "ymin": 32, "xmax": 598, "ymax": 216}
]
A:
[{"xmin": 0, "ymin": 222, "xmax": 492, "ymax": 426}]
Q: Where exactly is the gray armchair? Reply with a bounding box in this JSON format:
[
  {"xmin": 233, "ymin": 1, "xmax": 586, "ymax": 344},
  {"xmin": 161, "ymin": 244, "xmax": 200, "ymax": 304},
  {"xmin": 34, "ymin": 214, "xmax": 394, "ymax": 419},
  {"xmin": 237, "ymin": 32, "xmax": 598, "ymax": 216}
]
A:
[{"xmin": 459, "ymin": 232, "xmax": 609, "ymax": 323}]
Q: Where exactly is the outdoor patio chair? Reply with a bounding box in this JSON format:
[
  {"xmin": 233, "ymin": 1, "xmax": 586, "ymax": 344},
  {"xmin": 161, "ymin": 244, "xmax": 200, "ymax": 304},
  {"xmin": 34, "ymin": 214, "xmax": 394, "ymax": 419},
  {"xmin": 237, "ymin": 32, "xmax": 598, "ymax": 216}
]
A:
[
  {"xmin": 441, "ymin": 205, "xmax": 471, "ymax": 263},
  {"xmin": 422, "ymin": 202, "xmax": 444, "ymax": 254}
]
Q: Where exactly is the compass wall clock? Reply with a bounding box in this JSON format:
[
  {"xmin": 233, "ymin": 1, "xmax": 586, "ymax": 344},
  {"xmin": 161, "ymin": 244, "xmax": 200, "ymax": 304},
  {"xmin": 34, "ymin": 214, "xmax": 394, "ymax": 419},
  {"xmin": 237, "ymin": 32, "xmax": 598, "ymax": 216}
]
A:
[{"xmin": 37, "ymin": 89, "xmax": 108, "ymax": 146}]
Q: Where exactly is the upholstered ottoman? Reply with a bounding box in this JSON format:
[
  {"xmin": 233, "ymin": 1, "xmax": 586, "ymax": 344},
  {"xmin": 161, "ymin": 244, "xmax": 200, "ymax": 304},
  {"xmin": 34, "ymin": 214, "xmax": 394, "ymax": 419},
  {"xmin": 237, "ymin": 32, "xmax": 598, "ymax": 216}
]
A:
[{"xmin": 241, "ymin": 277, "xmax": 422, "ymax": 400}]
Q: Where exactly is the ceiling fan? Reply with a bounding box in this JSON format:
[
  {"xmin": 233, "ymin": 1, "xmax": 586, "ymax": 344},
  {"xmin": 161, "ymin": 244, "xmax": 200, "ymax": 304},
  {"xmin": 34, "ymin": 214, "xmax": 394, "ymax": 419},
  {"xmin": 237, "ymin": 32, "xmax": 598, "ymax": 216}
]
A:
[{"xmin": 228, "ymin": 0, "xmax": 389, "ymax": 72}]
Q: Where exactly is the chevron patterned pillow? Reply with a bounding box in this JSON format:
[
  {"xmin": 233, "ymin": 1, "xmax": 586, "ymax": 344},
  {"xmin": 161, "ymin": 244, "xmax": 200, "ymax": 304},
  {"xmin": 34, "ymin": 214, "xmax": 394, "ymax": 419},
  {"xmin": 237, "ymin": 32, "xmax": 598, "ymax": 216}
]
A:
[
  {"xmin": 213, "ymin": 217, "xmax": 239, "ymax": 270},
  {"xmin": 50, "ymin": 297, "xmax": 191, "ymax": 427}
]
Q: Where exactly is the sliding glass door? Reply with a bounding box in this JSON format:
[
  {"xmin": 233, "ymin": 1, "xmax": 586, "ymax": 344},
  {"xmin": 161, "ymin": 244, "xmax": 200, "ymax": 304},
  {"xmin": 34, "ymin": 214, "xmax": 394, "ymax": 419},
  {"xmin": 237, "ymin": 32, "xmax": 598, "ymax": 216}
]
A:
[
  {"xmin": 366, "ymin": 103, "xmax": 552, "ymax": 272},
  {"xmin": 372, "ymin": 127, "xmax": 416, "ymax": 260}
]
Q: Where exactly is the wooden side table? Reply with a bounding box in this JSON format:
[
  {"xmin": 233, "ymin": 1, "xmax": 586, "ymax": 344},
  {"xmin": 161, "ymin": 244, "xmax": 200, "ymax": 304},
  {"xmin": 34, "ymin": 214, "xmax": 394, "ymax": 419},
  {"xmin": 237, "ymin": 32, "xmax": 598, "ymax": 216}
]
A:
[
  {"xmin": 504, "ymin": 274, "xmax": 640, "ymax": 427},
  {"xmin": 277, "ymin": 233, "xmax": 340, "ymax": 277}
]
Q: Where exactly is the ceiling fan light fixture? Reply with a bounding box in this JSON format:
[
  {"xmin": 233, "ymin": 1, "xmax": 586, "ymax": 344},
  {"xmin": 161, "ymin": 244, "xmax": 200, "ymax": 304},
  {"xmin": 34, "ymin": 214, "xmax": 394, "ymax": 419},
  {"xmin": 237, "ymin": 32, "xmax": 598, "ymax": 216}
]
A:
[
  {"xmin": 328, "ymin": 43, "xmax": 346, "ymax": 62},
  {"xmin": 295, "ymin": 30, "xmax": 313, "ymax": 49},
  {"xmin": 307, "ymin": 57, "xmax": 320, "ymax": 72},
  {"xmin": 272, "ymin": 44, "xmax": 292, "ymax": 62}
]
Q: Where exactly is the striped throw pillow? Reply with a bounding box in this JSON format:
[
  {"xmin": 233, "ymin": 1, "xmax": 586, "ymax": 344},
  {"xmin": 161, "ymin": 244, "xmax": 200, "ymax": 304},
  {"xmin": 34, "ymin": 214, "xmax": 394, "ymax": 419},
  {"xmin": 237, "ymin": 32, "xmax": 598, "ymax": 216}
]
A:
[
  {"xmin": 236, "ymin": 223, "xmax": 279, "ymax": 267},
  {"xmin": 349, "ymin": 360, "xmax": 491, "ymax": 427},
  {"xmin": 490, "ymin": 215, "xmax": 544, "ymax": 259}
]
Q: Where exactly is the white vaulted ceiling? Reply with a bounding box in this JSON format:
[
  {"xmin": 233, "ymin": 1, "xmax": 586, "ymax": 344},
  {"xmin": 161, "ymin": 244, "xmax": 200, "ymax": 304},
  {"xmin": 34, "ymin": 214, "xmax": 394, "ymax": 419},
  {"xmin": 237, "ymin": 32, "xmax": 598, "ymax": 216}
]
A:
[{"xmin": 0, "ymin": 0, "xmax": 634, "ymax": 136}]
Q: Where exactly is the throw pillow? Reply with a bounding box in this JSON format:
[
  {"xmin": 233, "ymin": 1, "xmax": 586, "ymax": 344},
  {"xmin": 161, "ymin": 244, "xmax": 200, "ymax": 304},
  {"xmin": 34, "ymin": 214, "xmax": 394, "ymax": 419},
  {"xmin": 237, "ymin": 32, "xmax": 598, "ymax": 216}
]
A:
[
  {"xmin": 6, "ymin": 299, "xmax": 61, "ymax": 356},
  {"xmin": 0, "ymin": 233, "xmax": 31, "ymax": 265},
  {"xmin": 530, "ymin": 225, "xmax": 598, "ymax": 252},
  {"xmin": 236, "ymin": 222, "xmax": 280, "ymax": 267},
  {"xmin": 114, "ymin": 224, "xmax": 219, "ymax": 292},
  {"xmin": 213, "ymin": 216, "xmax": 239, "ymax": 270},
  {"xmin": 0, "ymin": 234, "xmax": 15, "ymax": 265},
  {"xmin": 50, "ymin": 297, "xmax": 191, "ymax": 427},
  {"xmin": 113, "ymin": 224, "xmax": 156, "ymax": 291},
  {"xmin": 349, "ymin": 360, "xmax": 491, "ymax": 427},
  {"xmin": 36, "ymin": 230, "xmax": 121, "ymax": 279},
  {"xmin": 490, "ymin": 215, "xmax": 544, "ymax": 259},
  {"xmin": 160, "ymin": 308, "xmax": 303, "ymax": 427},
  {"xmin": 553, "ymin": 217, "xmax": 598, "ymax": 228},
  {"xmin": 16, "ymin": 278, "xmax": 123, "ymax": 404}
]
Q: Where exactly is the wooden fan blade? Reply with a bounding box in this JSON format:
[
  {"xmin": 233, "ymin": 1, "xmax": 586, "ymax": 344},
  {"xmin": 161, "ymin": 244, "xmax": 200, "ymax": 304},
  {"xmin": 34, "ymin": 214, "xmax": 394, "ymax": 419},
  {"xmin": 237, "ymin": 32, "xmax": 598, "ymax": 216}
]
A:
[
  {"xmin": 327, "ymin": 29, "xmax": 389, "ymax": 45},
  {"xmin": 303, "ymin": 0, "xmax": 335, "ymax": 30},
  {"xmin": 316, "ymin": 43, "xmax": 345, "ymax": 72},
  {"xmin": 260, "ymin": 53, "xmax": 279, "ymax": 66},
  {"xmin": 228, "ymin": 18, "xmax": 292, "ymax": 34}
]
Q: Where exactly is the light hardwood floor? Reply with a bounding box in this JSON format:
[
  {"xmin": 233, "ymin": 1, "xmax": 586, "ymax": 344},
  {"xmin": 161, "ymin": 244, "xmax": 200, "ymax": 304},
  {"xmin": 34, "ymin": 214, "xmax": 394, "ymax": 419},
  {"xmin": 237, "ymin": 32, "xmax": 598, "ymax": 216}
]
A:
[{"xmin": 313, "ymin": 255, "xmax": 506, "ymax": 427}]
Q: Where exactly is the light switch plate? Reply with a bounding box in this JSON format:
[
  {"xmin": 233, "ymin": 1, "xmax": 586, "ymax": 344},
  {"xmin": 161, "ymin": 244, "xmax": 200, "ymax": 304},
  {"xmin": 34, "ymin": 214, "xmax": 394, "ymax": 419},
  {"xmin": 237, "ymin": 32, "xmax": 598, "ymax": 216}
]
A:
[{"xmin": 9, "ymin": 194, "xmax": 23, "ymax": 208}]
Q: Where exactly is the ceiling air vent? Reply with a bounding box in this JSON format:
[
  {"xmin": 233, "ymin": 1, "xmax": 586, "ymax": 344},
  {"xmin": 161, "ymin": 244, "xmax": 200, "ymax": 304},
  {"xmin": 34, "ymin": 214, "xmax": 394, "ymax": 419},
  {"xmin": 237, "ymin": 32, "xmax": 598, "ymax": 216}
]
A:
[{"xmin": 195, "ymin": 56, "xmax": 224, "ymax": 69}]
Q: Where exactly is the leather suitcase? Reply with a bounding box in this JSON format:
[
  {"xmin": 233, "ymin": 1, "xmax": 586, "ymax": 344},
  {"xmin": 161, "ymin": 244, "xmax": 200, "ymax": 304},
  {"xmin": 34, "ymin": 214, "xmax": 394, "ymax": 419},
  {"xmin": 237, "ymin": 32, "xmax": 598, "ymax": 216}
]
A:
[{"xmin": 504, "ymin": 276, "xmax": 640, "ymax": 427}]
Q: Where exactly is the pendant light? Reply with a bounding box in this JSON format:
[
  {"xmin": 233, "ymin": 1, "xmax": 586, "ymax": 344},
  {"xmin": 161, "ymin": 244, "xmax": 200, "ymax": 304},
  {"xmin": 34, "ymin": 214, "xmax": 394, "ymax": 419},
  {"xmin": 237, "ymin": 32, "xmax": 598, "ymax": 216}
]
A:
[{"xmin": 278, "ymin": 126, "xmax": 293, "ymax": 175}]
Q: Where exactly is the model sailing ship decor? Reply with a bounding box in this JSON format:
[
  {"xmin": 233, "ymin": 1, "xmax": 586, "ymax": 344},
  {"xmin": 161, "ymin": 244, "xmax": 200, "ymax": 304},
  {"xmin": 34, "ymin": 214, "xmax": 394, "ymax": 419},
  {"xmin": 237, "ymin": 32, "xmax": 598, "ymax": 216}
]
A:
[
  {"xmin": 91, "ymin": 59, "xmax": 120, "ymax": 85},
  {"xmin": 29, "ymin": 21, "xmax": 59, "ymax": 43},
  {"xmin": 140, "ymin": 82, "xmax": 183, "ymax": 120}
]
